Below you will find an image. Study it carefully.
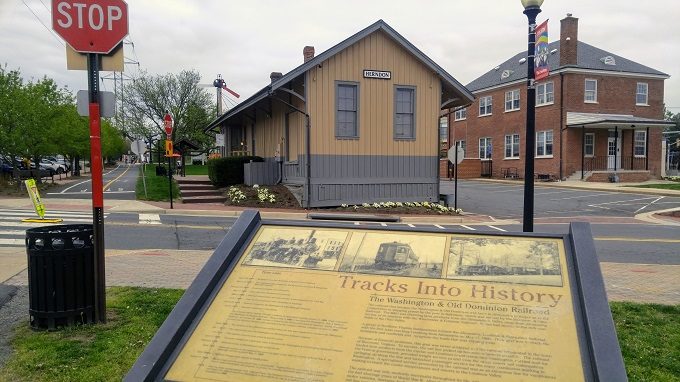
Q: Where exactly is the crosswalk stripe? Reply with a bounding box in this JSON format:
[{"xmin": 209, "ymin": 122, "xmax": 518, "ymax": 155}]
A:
[
  {"xmin": 139, "ymin": 213, "xmax": 162, "ymax": 225},
  {"xmin": 0, "ymin": 216, "xmax": 93, "ymax": 223},
  {"xmin": 460, "ymin": 225, "xmax": 476, "ymax": 231},
  {"xmin": 434, "ymin": 224, "xmax": 445, "ymax": 229},
  {"xmin": 0, "ymin": 238, "xmax": 24, "ymax": 246},
  {"xmin": 0, "ymin": 209, "xmax": 98, "ymax": 216},
  {"xmin": 0, "ymin": 230, "xmax": 27, "ymax": 236}
]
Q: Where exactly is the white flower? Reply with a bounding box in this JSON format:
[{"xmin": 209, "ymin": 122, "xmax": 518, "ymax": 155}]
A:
[
  {"xmin": 396, "ymin": 202, "xmax": 403, "ymax": 207},
  {"xmin": 252, "ymin": 184, "xmax": 259, "ymax": 188},
  {"xmin": 353, "ymin": 205, "xmax": 359, "ymax": 210},
  {"xmin": 362, "ymin": 203, "xmax": 370, "ymax": 208},
  {"xmin": 414, "ymin": 202, "xmax": 421, "ymax": 207},
  {"xmin": 455, "ymin": 208, "xmax": 463, "ymax": 214},
  {"xmin": 372, "ymin": 203, "xmax": 380, "ymax": 208},
  {"xmin": 341, "ymin": 204, "xmax": 348, "ymax": 208}
]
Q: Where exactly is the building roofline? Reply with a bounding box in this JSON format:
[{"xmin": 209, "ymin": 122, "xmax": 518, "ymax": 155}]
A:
[{"xmin": 205, "ymin": 20, "xmax": 474, "ymax": 132}]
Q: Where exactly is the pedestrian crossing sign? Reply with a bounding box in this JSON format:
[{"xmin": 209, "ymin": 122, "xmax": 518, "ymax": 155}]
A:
[{"xmin": 25, "ymin": 179, "xmax": 45, "ymax": 219}]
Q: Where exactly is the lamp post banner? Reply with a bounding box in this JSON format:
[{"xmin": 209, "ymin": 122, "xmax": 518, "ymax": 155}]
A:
[{"xmin": 534, "ymin": 20, "xmax": 549, "ymax": 81}]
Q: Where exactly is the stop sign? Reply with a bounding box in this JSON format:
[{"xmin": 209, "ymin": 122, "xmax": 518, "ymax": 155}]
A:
[
  {"xmin": 164, "ymin": 113, "xmax": 173, "ymax": 137},
  {"xmin": 52, "ymin": 0, "xmax": 129, "ymax": 54}
]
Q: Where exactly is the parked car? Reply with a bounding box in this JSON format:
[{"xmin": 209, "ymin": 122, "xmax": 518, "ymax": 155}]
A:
[
  {"xmin": 39, "ymin": 160, "xmax": 66, "ymax": 175},
  {"xmin": 0, "ymin": 159, "xmax": 13, "ymax": 175}
]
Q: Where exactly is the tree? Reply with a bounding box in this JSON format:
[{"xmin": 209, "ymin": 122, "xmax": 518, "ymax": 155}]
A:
[{"xmin": 122, "ymin": 70, "xmax": 214, "ymax": 150}]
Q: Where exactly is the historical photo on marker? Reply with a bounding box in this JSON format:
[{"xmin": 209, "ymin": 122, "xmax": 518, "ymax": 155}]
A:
[
  {"xmin": 242, "ymin": 227, "xmax": 348, "ymax": 270},
  {"xmin": 446, "ymin": 236, "xmax": 563, "ymax": 286},
  {"xmin": 339, "ymin": 232, "xmax": 446, "ymax": 278}
]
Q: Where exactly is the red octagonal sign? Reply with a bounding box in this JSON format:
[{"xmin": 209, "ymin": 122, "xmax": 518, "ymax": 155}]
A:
[{"xmin": 52, "ymin": 0, "xmax": 129, "ymax": 54}]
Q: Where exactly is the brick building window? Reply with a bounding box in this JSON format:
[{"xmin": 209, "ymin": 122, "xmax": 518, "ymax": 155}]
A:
[
  {"xmin": 439, "ymin": 117, "xmax": 448, "ymax": 144},
  {"xmin": 505, "ymin": 89, "xmax": 520, "ymax": 112},
  {"xmin": 584, "ymin": 133, "xmax": 594, "ymax": 157},
  {"xmin": 536, "ymin": 82, "xmax": 554, "ymax": 105},
  {"xmin": 584, "ymin": 79, "xmax": 597, "ymax": 103},
  {"xmin": 504, "ymin": 134, "xmax": 520, "ymax": 158},
  {"xmin": 336, "ymin": 82, "xmax": 358, "ymax": 138},
  {"xmin": 634, "ymin": 130, "xmax": 647, "ymax": 157},
  {"xmin": 479, "ymin": 137, "xmax": 492, "ymax": 159},
  {"xmin": 454, "ymin": 108, "xmax": 467, "ymax": 121},
  {"xmin": 536, "ymin": 130, "xmax": 553, "ymax": 157},
  {"xmin": 456, "ymin": 140, "xmax": 466, "ymax": 157},
  {"xmin": 479, "ymin": 96, "xmax": 492, "ymax": 117},
  {"xmin": 636, "ymin": 83, "xmax": 648, "ymax": 105}
]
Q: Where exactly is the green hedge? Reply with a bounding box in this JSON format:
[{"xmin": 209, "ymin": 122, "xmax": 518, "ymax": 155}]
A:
[{"xmin": 207, "ymin": 156, "xmax": 264, "ymax": 187}]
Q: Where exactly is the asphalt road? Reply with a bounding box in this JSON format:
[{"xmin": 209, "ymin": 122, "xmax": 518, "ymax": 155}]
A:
[
  {"xmin": 45, "ymin": 163, "xmax": 138, "ymax": 200},
  {"xmin": 101, "ymin": 212, "xmax": 680, "ymax": 265},
  {"xmin": 442, "ymin": 180, "xmax": 680, "ymax": 219}
]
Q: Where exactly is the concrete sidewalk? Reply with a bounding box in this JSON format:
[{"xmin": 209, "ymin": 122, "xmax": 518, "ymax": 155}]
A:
[{"xmin": 1, "ymin": 247, "xmax": 678, "ymax": 305}]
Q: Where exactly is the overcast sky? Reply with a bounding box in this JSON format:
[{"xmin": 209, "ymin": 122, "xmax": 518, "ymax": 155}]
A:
[{"xmin": 1, "ymin": 0, "xmax": 678, "ymax": 115}]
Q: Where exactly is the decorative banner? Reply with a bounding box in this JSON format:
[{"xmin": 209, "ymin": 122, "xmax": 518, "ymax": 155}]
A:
[
  {"xmin": 534, "ymin": 20, "xmax": 550, "ymax": 81},
  {"xmin": 25, "ymin": 179, "xmax": 45, "ymax": 220}
]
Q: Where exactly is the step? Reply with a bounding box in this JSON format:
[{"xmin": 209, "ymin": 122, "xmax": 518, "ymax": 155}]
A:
[
  {"xmin": 176, "ymin": 179, "xmax": 212, "ymax": 185},
  {"xmin": 181, "ymin": 196, "xmax": 228, "ymax": 204},
  {"xmin": 180, "ymin": 190, "xmax": 223, "ymax": 197},
  {"xmin": 178, "ymin": 184, "xmax": 216, "ymax": 191}
]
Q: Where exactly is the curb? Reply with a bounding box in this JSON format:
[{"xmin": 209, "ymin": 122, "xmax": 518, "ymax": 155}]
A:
[{"xmin": 635, "ymin": 207, "xmax": 680, "ymax": 226}]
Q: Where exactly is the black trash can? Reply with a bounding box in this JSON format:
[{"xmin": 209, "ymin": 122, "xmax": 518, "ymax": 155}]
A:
[{"xmin": 26, "ymin": 224, "xmax": 95, "ymax": 330}]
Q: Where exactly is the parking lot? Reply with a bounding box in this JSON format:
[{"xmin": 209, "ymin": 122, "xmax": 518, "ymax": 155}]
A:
[{"xmin": 441, "ymin": 180, "xmax": 680, "ymax": 220}]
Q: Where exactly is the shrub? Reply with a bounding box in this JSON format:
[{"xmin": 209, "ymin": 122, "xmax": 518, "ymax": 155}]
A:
[
  {"xmin": 207, "ymin": 156, "xmax": 264, "ymax": 187},
  {"xmin": 192, "ymin": 159, "xmax": 203, "ymax": 165}
]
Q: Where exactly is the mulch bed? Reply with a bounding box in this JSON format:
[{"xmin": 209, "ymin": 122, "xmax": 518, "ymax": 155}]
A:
[{"xmin": 222, "ymin": 184, "xmax": 461, "ymax": 215}]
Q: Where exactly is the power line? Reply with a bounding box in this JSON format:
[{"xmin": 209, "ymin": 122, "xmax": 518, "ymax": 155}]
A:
[{"xmin": 21, "ymin": 0, "xmax": 64, "ymax": 47}]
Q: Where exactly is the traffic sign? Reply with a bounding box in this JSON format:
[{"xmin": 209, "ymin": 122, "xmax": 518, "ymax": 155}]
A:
[
  {"xmin": 52, "ymin": 0, "xmax": 129, "ymax": 54},
  {"xmin": 447, "ymin": 145, "xmax": 465, "ymax": 165},
  {"xmin": 164, "ymin": 113, "xmax": 173, "ymax": 138}
]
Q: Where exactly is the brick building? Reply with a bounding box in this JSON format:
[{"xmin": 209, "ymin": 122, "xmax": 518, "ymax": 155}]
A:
[{"xmin": 448, "ymin": 15, "xmax": 673, "ymax": 182}]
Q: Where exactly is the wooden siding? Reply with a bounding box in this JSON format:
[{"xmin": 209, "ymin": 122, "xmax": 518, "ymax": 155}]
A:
[
  {"xmin": 252, "ymin": 100, "xmax": 285, "ymax": 159},
  {"xmin": 306, "ymin": 30, "xmax": 441, "ymax": 157}
]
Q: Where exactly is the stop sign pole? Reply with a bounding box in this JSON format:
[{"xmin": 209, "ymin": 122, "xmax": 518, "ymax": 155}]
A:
[
  {"xmin": 164, "ymin": 112, "xmax": 174, "ymax": 209},
  {"xmin": 52, "ymin": 0, "xmax": 129, "ymax": 324}
]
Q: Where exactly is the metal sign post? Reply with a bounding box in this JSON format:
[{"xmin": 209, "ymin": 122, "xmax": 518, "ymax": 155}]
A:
[
  {"xmin": 52, "ymin": 0, "xmax": 130, "ymax": 324},
  {"xmin": 454, "ymin": 143, "xmax": 459, "ymax": 211},
  {"xmin": 87, "ymin": 52, "xmax": 106, "ymax": 323},
  {"xmin": 164, "ymin": 113, "xmax": 174, "ymax": 209}
]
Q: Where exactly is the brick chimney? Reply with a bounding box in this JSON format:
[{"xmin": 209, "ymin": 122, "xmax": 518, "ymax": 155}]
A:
[
  {"xmin": 560, "ymin": 14, "xmax": 578, "ymax": 67},
  {"xmin": 270, "ymin": 72, "xmax": 283, "ymax": 83},
  {"xmin": 303, "ymin": 46, "xmax": 315, "ymax": 63}
]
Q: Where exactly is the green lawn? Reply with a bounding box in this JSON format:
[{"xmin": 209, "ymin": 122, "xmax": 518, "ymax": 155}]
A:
[
  {"xmin": 627, "ymin": 183, "xmax": 680, "ymax": 191},
  {"xmin": 0, "ymin": 294, "xmax": 677, "ymax": 381},
  {"xmin": 135, "ymin": 164, "xmax": 181, "ymax": 201},
  {"xmin": 182, "ymin": 164, "xmax": 208, "ymax": 176},
  {"xmin": 0, "ymin": 287, "xmax": 184, "ymax": 382}
]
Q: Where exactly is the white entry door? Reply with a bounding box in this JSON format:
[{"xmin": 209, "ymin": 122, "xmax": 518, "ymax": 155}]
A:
[{"xmin": 607, "ymin": 136, "xmax": 621, "ymax": 170}]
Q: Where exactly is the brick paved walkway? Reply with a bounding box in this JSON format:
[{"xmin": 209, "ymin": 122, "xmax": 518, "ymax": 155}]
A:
[{"xmin": 3, "ymin": 249, "xmax": 679, "ymax": 305}]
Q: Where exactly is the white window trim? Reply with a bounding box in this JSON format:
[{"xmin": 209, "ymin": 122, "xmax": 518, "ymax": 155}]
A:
[
  {"xmin": 479, "ymin": 137, "xmax": 492, "ymax": 160},
  {"xmin": 536, "ymin": 130, "xmax": 554, "ymax": 158},
  {"xmin": 536, "ymin": 81, "xmax": 555, "ymax": 107},
  {"xmin": 634, "ymin": 130, "xmax": 647, "ymax": 158},
  {"xmin": 504, "ymin": 89, "xmax": 520, "ymax": 112},
  {"xmin": 584, "ymin": 133, "xmax": 595, "ymax": 157},
  {"xmin": 636, "ymin": 82, "xmax": 649, "ymax": 106},
  {"xmin": 504, "ymin": 134, "xmax": 520, "ymax": 159},
  {"xmin": 584, "ymin": 79, "xmax": 598, "ymax": 103},
  {"xmin": 479, "ymin": 96, "xmax": 492, "ymax": 117},
  {"xmin": 454, "ymin": 108, "xmax": 467, "ymax": 121}
]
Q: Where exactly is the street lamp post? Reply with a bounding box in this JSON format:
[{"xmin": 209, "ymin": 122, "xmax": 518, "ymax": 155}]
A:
[{"xmin": 521, "ymin": 0, "xmax": 544, "ymax": 232}]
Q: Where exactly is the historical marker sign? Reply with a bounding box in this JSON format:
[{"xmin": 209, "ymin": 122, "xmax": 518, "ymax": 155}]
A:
[
  {"xmin": 52, "ymin": 0, "xmax": 129, "ymax": 54},
  {"xmin": 126, "ymin": 211, "xmax": 626, "ymax": 381}
]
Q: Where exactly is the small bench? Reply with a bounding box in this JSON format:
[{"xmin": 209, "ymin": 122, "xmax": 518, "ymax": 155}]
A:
[{"xmin": 501, "ymin": 167, "xmax": 519, "ymax": 179}]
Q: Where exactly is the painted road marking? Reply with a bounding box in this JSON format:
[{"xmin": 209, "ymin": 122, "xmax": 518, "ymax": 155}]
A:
[
  {"xmin": 460, "ymin": 225, "xmax": 476, "ymax": 230},
  {"xmin": 103, "ymin": 164, "xmax": 131, "ymax": 191},
  {"xmin": 354, "ymin": 222, "xmax": 361, "ymax": 225},
  {"xmin": 0, "ymin": 238, "xmax": 24, "ymax": 246},
  {"xmin": 550, "ymin": 193, "xmax": 613, "ymax": 201},
  {"xmin": 434, "ymin": 224, "xmax": 445, "ymax": 229},
  {"xmin": 139, "ymin": 214, "xmax": 162, "ymax": 225},
  {"xmin": 59, "ymin": 164, "xmax": 122, "ymax": 193},
  {"xmin": 48, "ymin": 191, "xmax": 135, "ymax": 195},
  {"xmin": 380, "ymin": 223, "xmax": 387, "ymax": 227},
  {"xmin": 407, "ymin": 224, "xmax": 415, "ymax": 228},
  {"xmin": 487, "ymin": 225, "xmax": 507, "ymax": 232},
  {"xmin": 634, "ymin": 196, "xmax": 664, "ymax": 213},
  {"xmin": 594, "ymin": 237, "xmax": 680, "ymax": 243}
]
